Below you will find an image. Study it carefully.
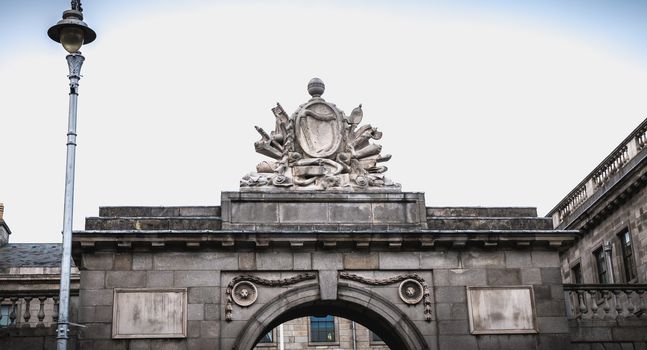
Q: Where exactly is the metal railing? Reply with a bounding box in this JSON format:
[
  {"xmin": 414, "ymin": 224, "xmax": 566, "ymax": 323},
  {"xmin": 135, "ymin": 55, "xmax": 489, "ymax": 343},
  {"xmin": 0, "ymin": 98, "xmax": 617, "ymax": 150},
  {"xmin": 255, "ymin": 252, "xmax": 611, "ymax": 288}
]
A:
[{"xmin": 563, "ymin": 284, "xmax": 647, "ymax": 320}]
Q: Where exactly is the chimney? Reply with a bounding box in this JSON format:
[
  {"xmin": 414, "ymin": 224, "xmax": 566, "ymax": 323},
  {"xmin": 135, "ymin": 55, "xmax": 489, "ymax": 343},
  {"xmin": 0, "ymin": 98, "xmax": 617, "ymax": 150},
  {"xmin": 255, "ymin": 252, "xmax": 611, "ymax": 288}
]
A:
[{"xmin": 0, "ymin": 203, "xmax": 8, "ymax": 246}]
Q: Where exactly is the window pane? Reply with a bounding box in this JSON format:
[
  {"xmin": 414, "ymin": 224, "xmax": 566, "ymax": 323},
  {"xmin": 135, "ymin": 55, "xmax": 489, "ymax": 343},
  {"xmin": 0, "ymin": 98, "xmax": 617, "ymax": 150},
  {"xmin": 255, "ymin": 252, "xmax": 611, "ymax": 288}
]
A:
[
  {"xmin": 620, "ymin": 231, "xmax": 637, "ymax": 281},
  {"xmin": 258, "ymin": 330, "xmax": 273, "ymax": 343},
  {"xmin": 0, "ymin": 305, "xmax": 12, "ymax": 326},
  {"xmin": 371, "ymin": 331, "xmax": 383, "ymax": 342},
  {"xmin": 594, "ymin": 248, "xmax": 608, "ymax": 284},
  {"xmin": 571, "ymin": 263, "xmax": 582, "ymax": 284},
  {"xmin": 310, "ymin": 315, "xmax": 335, "ymax": 342}
]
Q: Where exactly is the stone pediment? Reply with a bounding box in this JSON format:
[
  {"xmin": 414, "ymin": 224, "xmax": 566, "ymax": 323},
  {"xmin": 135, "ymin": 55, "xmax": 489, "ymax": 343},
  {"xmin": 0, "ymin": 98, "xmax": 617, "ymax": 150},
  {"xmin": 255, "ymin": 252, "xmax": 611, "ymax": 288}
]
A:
[{"xmin": 241, "ymin": 78, "xmax": 400, "ymax": 191}]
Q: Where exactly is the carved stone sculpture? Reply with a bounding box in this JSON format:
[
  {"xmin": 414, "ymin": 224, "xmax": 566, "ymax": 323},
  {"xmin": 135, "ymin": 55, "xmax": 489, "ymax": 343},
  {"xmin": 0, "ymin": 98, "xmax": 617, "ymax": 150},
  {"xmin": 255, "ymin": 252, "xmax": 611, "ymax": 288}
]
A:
[{"xmin": 241, "ymin": 78, "xmax": 400, "ymax": 191}]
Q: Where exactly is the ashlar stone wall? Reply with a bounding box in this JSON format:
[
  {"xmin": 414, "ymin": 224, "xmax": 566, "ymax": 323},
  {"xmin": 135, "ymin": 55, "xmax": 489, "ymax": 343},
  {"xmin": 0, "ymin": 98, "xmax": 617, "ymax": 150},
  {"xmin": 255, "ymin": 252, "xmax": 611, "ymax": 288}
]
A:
[
  {"xmin": 76, "ymin": 245, "xmax": 569, "ymax": 350},
  {"xmin": 560, "ymin": 184, "xmax": 647, "ymax": 284}
]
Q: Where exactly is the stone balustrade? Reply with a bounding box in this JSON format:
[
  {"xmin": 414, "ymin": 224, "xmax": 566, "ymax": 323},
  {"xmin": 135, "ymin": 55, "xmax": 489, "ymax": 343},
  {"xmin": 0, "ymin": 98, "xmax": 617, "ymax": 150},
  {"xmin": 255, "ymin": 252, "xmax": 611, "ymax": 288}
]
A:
[
  {"xmin": 637, "ymin": 123, "xmax": 647, "ymax": 150},
  {"xmin": 591, "ymin": 146, "xmax": 629, "ymax": 189},
  {"xmin": 550, "ymin": 119, "xmax": 647, "ymax": 228},
  {"xmin": 0, "ymin": 291, "xmax": 60, "ymax": 328},
  {"xmin": 563, "ymin": 284, "xmax": 647, "ymax": 320}
]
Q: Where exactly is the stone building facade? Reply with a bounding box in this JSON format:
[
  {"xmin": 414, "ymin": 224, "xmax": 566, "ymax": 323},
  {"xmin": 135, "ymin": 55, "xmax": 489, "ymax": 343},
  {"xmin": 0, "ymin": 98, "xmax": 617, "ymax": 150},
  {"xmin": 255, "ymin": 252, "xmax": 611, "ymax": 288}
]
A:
[
  {"xmin": 1, "ymin": 81, "xmax": 646, "ymax": 350},
  {"xmin": 550, "ymin": 118, "xmax": 647, "ymax": 285},
  {"xmin": 548, "ymin": 118, "xmax": 647, "ymax": 348}
]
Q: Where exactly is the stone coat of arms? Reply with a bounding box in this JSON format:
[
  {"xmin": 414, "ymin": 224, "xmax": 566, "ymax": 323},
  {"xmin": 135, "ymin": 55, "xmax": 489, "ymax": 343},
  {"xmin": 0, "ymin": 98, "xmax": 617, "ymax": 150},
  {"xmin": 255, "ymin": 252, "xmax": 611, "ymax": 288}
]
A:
[{"xmin": 241, "ymin": 78, "xmax": 400, "ymax": 191}]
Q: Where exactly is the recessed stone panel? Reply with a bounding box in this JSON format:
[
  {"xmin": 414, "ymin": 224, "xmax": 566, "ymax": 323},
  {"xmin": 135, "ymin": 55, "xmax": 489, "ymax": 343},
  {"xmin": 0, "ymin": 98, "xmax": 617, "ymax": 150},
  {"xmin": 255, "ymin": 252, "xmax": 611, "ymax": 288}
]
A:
[
  {"xmin": 279, "ymin": 203, "xmax": 328, "ymax": 223},
  {"xmin": 112, "ymin": 288, "xmax": 187, "ymax": 339},
  {"xmin": 466, "ymin": 286, "xmax": 537, "ymax": 335},
  {"xmin": 329, "ymin": 203, "xmax": 372, "ymax": 223},
  {"xmin": 231, "ymin": 202, "xmax": 278, "ymax": 224}
]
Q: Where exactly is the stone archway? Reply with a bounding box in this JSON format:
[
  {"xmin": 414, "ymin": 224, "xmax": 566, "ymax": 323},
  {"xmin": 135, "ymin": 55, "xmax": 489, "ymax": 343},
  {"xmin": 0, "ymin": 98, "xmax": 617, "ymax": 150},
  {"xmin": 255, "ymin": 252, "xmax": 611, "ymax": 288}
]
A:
[{"xmin": 232, "ymin": 282, "xmax": 428, "ymax": 350}]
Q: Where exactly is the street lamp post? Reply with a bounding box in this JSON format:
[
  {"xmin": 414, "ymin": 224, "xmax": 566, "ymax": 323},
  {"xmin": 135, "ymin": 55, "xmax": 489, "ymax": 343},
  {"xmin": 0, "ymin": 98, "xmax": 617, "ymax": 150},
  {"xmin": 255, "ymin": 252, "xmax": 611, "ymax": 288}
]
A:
[{"xmin": 47, "ymin": 1, "xmax": 96, "ymax": 349}]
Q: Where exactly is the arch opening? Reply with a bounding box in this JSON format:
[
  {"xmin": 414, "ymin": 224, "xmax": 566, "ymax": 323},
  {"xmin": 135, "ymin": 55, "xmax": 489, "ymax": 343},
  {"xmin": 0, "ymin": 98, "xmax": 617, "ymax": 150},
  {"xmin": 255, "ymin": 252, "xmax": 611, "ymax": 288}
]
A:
[{"xmin": 233, "ymin": 283, "xmax": 428, "ymax": 350}]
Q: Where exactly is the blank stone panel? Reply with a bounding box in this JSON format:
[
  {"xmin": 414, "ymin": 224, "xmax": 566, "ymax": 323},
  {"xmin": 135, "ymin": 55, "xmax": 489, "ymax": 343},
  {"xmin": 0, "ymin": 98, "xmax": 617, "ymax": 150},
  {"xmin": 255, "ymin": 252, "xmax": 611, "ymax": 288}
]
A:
[
  {"xmin": 466, "ymin": 286, "xmax": 537, "ymax": 335},
  {"xmin": 112, "ymin": 288, "xmax": 187, "ymax": 339}
]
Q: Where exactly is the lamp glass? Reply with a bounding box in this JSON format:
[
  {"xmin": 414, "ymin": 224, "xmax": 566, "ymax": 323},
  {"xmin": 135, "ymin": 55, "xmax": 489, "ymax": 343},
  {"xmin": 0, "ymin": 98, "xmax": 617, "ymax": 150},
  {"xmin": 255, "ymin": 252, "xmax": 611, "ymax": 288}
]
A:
[{"xmin": 60, "ymin": 27, "xmax": 84, "ymax": 53}]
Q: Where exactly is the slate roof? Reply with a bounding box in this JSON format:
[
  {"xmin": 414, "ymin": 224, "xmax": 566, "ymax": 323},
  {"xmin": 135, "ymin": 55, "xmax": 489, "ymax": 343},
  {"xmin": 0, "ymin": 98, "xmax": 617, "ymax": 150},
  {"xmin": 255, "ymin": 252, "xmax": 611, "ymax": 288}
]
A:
[{"xmin": 0, "ymin": 243, "xmax": 63, "ymax": 268}]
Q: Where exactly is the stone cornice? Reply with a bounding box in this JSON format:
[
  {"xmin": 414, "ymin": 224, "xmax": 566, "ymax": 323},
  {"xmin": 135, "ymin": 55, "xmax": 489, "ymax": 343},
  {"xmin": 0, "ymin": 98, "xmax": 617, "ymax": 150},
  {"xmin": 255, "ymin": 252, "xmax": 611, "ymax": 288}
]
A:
[{"xmin": 72, "ymin": 229, "xmax": 578, "ymax": 253}]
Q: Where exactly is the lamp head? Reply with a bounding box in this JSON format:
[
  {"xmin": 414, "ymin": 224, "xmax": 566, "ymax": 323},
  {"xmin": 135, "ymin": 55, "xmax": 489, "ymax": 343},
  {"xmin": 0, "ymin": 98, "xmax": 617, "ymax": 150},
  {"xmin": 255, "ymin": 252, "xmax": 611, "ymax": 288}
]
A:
[{"xmin": 48, "ymin": 10, "xmax": 96, "ymax": 53}]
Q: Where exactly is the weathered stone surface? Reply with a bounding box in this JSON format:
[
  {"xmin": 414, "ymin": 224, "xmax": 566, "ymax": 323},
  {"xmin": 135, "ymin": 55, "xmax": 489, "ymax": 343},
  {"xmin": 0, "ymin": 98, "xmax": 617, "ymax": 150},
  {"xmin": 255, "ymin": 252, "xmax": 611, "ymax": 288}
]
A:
[
  {"xmin": 82, "ymin": 252, "xmax": 114, "ymax": 270},
  {"xmin": 486, "ymin": 268, "xmax": 521, "ymax": 285},
  {"xmin": 80, "ymin": 288, "xmax": 113, "ymax": 306},
  {"xmin": 435, "ymin": 287, "xmax": 467, "ymax": 303},
  {"xmin": 427, "ymin": 207, "xmax": 538, "ymax": 218},
  {"xmin": 313, "ymin": 252, "xmax": 343, "ymax": 270},
  {"xmin": 203, "ymin": 304, "xmax": 220, "ymax": 321},
  {"xmin": 105, "ymin": 271, "xmax": 146, "ymax": 288},
  {"xmin": 188, "ymin": 287, "xmax": 219, "ymax": 304},
  {"xmin": 449, "ymin": 269, "xmax": 487, "ymax": 286},
  {"xmin": 521, "ymin": 268, "xmax": 543, "ymax": 285},
  {"xmin": 113, "ymin": 253, "xmax": 132, "ymax": 270},
  {"xmin": 256, "ymin": 252, "xmax": 292, "ymax": 270},
  {"xmin": 133, "ymin": 253, "xmax": 153, "ymax": 270},
  {"xmin": 329, "ymin": 203, "xmax": 372, "ymax": 222},
  {"xmin": 187, "ymin": 304, "xmax": 204, "ymax": 321},
  {"xmin": 174, "ymin": 271, "xmax": 220, "ymax": 287},
  {"xmin": 81, "ymin": 271, "xmax": 105, "ymax": 289},
  {"xmin": 505, "ymin": 250, "xmax": 533, "ymax": 268},
  {"xmin": 319, "ymin": 270, "xmax": 338, "ymax": 300},
  {"xmin": 421, "ymin": 251, "xmax": 459, "ymax": 269},
  {"xmin": 438, "ymin": 335, "xmax": 477, "ymax": 350},
  {"xmin": 531, "ymin": 251, "xmax": 560, "ymax": 268},
  {"xmin": 343, "ymin": 253, "xmax": 378, "ymax": 269},
  {"xmin": 538, "ymin": 316, "xmax": 570, "ymax": 333},
  {"xmin": 153, "ymin": 252, "xmax": 237, "ymax": 271},
  {"xmin": 540, "ymin": 267, "xmax": 562, "ymax": 284},
  {"xmin": 293, "ymin": 252, "xmax": 311, "ymax": 270},
  {"xmin": 237, "ymin": 253, "xmax": 255, "ymax": 270},
  {"xmin": 379, "ymin": 252, "xmax": 419, "ymax": 269},
  {"xmin": 200, "ymin": 321, "xmax": 220, "ymax": 338},
  {"xmin": 461, "ymin": 250, "xmax": 505, "ymax": 268},
  {"xmin": 147, "ymin": 271, "xmax": 173, "ymax": 287}
]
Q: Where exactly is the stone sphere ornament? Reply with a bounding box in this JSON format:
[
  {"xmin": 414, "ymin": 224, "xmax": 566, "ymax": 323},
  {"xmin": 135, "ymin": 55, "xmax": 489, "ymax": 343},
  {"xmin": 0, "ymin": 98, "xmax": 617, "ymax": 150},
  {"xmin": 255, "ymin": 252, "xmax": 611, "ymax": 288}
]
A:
[
  {"xmin": 399, "ymin": 279, "xmax": 424, "ymax": 305},
  {"xmin": 307, "ymin": 77, "xmax": 325, "ymax": 97},
  {"xmin": 232, "ymin": 281, "xmax": 258, "ymax": 307}
]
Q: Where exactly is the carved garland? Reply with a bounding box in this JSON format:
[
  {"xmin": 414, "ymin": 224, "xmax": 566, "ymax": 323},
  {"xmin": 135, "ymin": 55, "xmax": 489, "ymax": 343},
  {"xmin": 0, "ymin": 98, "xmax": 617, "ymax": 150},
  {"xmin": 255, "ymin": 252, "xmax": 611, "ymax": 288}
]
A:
[
  {"xmin": 225, "ymin": 273, "xmax": 316, "ymax": 321},
  {"xmin": 339, "ymin": 272, "xmax": 432, "ymax": 321}
]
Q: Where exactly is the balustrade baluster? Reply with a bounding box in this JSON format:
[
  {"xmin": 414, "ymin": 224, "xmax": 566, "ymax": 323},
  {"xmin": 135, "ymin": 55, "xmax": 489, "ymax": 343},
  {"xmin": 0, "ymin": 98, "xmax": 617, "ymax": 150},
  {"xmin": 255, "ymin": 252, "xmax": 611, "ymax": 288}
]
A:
[
  {"xmin": 613, "ymin": 290, "xmax": 624, "ymax": 318},
  {"xmin": 567, "ymin": 291, "xmax": 576, "ymax": 317},
  {"xmin": 577, "ymin": 290, "xmax": 588, "ymax": 317},
  {"xmin": 52, "ymin": 297, "xmax": 59, "ymax": 323},
  {"xmin": 637, "ymin": 290, "xmax": 647, "ymax": 319},
  {"xmin": 589, "ymin": 290, "xmax": 600, "ymax": 319},
  {"xmin": 625, "ymin": 290, "xmax": 636, "ymax": 318},
  {"xmin": 37, "ymin": 297, "xmax": 47, "ymax": 326},
  {"xmin": 602, "ymin": 290, "xmax": 612, "ymax": 319},
  {"xmin": 22, "ymin": 297, "xmax": 32, "ymax": 326},
  {"xmin": 9, "ymin": 297, "xmax": 18, "ymax": 326}
]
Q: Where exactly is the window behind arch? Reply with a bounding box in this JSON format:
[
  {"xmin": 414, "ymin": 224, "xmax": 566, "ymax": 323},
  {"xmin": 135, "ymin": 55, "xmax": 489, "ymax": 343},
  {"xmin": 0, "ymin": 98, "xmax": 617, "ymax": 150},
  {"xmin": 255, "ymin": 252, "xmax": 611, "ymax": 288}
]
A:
[{"xmin": 310, "ymin": 315, "xmax": 335, "ymax": 342}]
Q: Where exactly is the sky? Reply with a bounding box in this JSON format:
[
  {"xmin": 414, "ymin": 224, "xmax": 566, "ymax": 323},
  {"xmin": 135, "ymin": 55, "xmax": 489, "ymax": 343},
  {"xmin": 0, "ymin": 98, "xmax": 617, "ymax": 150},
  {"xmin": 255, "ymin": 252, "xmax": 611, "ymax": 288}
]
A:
[{"xmin": 1, "ymin": 0, "xmax": 646, "ymax": 243}]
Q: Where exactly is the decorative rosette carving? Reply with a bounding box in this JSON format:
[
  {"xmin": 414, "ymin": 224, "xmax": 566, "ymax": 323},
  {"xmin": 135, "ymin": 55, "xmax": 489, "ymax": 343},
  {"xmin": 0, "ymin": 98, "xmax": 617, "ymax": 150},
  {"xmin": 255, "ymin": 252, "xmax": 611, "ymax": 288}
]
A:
[
  {"xmin": 225, "ymin": 273, "xmax": 316, "ymax": 321},
  {"xmin": 339, "ymin": 272, "xmax": 432, "ymax": 321}
]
